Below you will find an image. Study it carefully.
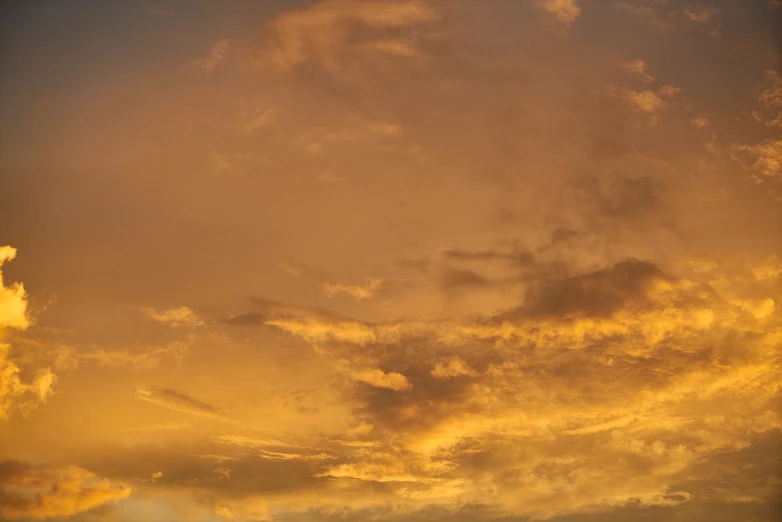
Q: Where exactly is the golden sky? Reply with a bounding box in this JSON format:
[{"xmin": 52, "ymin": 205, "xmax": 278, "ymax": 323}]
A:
[{"xmin": 1, "ymin": 0, "xmax": 782, "ymax": 521}]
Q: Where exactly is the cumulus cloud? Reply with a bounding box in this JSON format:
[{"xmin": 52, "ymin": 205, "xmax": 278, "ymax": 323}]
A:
[
  {"xmin": 0, "ymin": 247, "xmax": 55, "ymax": 420},
  {"xmin": 0, "ymin": 247, "xmax": 29, "ymax": 330},
  {"xmin": 0, "ymin": 460, "xmax": 131, "ymax": 520},
  {"xmin": 205, "ymin": 250, "xmax": 782, "ymax": 517},
  {"xmin": 4, "ymin": 1, "xmax": 782, "ymax": 520}
]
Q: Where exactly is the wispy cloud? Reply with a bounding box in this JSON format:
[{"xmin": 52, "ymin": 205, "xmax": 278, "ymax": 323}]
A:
[
  {"xmin": 136, "ymin": 385, "xmax": 226, "ymax": 419},
  {"xmin": 141, "ymin": 307, "xmax": 204, "ymax": 327},
  {"xmin": 184, "ymin": 40, "xmax": 229, "ymax": 76},
  {"xmin": 146, "ymin": 1, "xmax": 174, "ymax": 17}
]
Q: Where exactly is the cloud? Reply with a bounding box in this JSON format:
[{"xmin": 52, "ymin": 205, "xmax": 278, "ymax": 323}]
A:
[
  {"xmin": 348, "ymin": 367, "xmax": 412, "ymax": 391},
  {"xmin": 533, "ymin": 0, "xmax": 582, "ymax": 27},
  {"xmin": 657, "ymin": 85, "xmax": 681, "ymax": 98},
  {"xmin": 323, "ymin": 278, "xmax": 385, "ymax": 300},
  {"xmin": 440, "ymin": 267, "xmax": 493, "ymax": 293},
  {"xmin": 141, "ymin": 306, "xmax": 204, "ymax": 327},
  {"xmin": 753, "ymin": 70, "xmax": 782, "ymax": 129},
  {"xmin": 136, "ymin": 385, "xmax": 226, "ymax": 420},
  {"xmin": 682, "ymin": 5, "xmax": 719, "ymax": 22},
  {"xmin": 751, "ymin": 256, "xmax": 782, "ymax": 282},
  {"xmin": 441, "ymin": 247, "xmax": 536, "ymax": 267},
  {"xmin": 503, "ymin": 258, "xmax": 671, "ymax": 320},
  {"xmin": 691, "ymin": 115, "xmax": 710, "ymax": 128},
  {"xmin": 259, "ymin": 0, "xmax": 437, "ymax": 71},
  {"xmin": 617, "ymin": 0, "xmax": 721, "ymax": 29},
  {"xmin": 278, "ymin": 256, "xmax": 331, "ymax": 282},
  {"xmin": 185, "ymin": 40, "xmax": 229, "ymax": 76},
  {"xmin": 126, "ymin": 421, "xmax": 191, "ymax": 432},
  {"xmin": 12, "ymin": 252, "xmax": 779, "ymax": 522},
  {"xmin": 731, "ymin": 139, "xmax": 782, "ymax": 180},
  {"xmin": 213, "ymin": 466, "xmax": 232, "ymax": 479},
  {"xmin": 0, "ymin": 247, "xmax": 29, "ymax": 330},
  {"xmin": 146, "ymin": 471, "xmax": 163, "ymax": 483},
  {"xmin": 146, "ymin": 1, "xmax": 174, "ymax": 16},
  {"xmin": 0, "ymin": 247, "xmax": 55, "ymax": 420},
  {"xmin": 223, "ymin": 298, "xmax": 391, "ymax": 345},
  {"xmin": 431, "ymin": 357, "xmax": 476, "ymax": 378},
  {"xmin": 0, "ymin": 352, "xmax": 57, "ymax": 420},
  {"xmin": 621, "ymin": 59, "xmax": 655, "ymax": 82},
  {"xmin": 0, "ymin": 460, "xmax": 131, "ymax": 520},
  {"xmin": 575, "ymin": 172, "xmax": 673, "ymax": 235},
  {"xmin": 238, "ymin": 107, "xmax": 279, "ymax": 135},
  {"xmin": 216, "ymin": 434, "xmax": 333, "ymax": 461},
  {"xmin": 624, "ymin": 89, "xmax": 666, "ymax": 112},
  {"xmin": 79, "ymin": 341, "xmax": 188, "ymax": 370}
]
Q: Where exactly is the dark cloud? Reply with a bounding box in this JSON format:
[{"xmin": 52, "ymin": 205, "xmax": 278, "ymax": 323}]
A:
[
  {"xmin": 502, "ymin": 258, "xmax": 670, "ymax": 320},
  {"xmin": 137, "ymin": 386, "xmax": 225, "ymax": 417},
  {"xmin": 441, "ymin": 247, "xmax": 536, "ymax": 267},
  {"xmin": 439, "ymin": 267, "xmax": 493, "ymax": 294}
]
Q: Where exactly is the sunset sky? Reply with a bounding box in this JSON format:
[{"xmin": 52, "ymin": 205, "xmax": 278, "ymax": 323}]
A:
[{"xmin": 1, "ymin": 0, "xmax": 782, "ymax": 521}]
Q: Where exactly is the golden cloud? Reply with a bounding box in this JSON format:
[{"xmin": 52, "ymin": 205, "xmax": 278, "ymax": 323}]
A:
[
  {"xmin": 0, "ymin": 247, "xmax": 55, "ymax": 420},
  {"xmin": 141, "ymin": 306, "xmax": 204, "ymax": 327},
  {"xmin": 0, "ymin": 461, "xmax": 131, "ymax": 520}
]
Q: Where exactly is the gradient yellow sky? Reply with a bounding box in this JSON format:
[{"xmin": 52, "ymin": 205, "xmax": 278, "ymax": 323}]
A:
[{"xmin": 1, "ymin": 0, "xmax": 781, "ymax": 521}]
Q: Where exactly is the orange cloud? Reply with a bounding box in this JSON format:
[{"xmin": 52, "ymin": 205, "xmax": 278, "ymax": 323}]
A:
[
  {"xmin": 260, "ymin": 0, "xmax": 437, "ymax": 71},
  {"xmin": 0, "ymin": 461, "xmax": 131, "ymax": 520},
  {"xmin": 533, "ymin": 0, "xmax": 581, "ymax": 27},
  {"xmin": 0, "ymin": 247, "xmax": 55, "ymax": 420}
]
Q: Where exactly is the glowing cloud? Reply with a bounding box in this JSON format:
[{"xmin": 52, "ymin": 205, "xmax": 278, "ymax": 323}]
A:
[{"xmin": 0, "ymin": 461, "xmax": 131, "ymax": 520}]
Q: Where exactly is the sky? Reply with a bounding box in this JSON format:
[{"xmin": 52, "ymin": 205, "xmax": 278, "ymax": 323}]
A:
[{"xmin": 0, "ymin": 0, "xmax": 781, "ymax": 521}]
